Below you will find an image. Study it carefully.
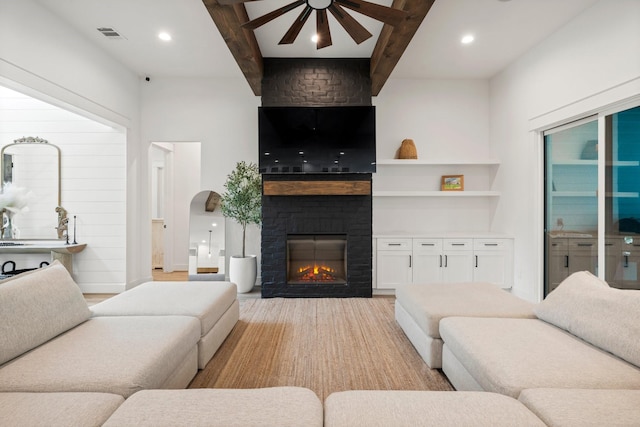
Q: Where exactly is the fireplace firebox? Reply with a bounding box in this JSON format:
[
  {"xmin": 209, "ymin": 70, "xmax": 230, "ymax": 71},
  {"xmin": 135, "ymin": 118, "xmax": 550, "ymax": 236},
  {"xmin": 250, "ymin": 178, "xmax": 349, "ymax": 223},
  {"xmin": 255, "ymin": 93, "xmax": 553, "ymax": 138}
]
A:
[
  {"xmin": 287, "ymin": 235, "xmax": 347, "ymax": 285},
  {"xmin": 261, "ymin": 173, "xmax": 372, "ymax": 298}
]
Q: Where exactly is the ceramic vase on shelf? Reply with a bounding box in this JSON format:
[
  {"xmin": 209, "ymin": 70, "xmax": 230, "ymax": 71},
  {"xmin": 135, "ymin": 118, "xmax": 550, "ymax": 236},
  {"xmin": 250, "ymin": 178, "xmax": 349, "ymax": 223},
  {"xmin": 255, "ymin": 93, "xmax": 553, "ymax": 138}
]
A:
[{"xmin": 397, "ymin": 139, "xmax": 418, "ymax": 159}]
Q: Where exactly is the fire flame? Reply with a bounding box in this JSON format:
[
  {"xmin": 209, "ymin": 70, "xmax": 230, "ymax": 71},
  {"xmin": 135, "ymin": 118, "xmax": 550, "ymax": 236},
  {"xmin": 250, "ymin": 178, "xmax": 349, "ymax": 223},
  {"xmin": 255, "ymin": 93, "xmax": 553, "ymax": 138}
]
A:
[{"xmin": 296, "ymin": 264, "xmax": 336, "ymax": 282}]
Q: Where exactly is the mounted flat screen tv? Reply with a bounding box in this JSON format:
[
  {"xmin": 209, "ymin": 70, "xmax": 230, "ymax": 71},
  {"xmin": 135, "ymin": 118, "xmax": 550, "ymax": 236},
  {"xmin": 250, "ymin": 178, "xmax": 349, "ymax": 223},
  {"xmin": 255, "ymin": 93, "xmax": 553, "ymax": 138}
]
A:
[{"xmin": 259, "ymin": 106, "xmax": 376, "ymax": 174}]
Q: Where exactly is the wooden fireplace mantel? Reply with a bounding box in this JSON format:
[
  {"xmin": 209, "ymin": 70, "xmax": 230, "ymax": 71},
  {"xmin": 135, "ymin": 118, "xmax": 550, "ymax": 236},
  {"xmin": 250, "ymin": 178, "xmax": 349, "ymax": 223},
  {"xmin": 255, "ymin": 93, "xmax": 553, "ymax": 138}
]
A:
[{"xmin": 263, "ymin": 180, "xmax": 371, "ymax": 196}]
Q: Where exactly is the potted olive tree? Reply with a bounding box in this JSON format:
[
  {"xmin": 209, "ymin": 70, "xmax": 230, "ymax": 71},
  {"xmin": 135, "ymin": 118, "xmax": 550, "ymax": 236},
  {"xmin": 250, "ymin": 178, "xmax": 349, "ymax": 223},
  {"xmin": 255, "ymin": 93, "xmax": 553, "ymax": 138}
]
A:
[{"xmin": 221, "ymin": 161, "xmax": 262, "ymax": 293}]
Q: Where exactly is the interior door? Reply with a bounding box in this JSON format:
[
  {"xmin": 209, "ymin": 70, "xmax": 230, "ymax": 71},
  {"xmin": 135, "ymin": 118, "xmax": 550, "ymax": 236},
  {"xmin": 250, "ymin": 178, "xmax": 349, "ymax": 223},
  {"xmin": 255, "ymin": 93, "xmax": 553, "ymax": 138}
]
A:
[{"xmin": 152, "ymin": 219, "xmax": 164, "ymax": 269}]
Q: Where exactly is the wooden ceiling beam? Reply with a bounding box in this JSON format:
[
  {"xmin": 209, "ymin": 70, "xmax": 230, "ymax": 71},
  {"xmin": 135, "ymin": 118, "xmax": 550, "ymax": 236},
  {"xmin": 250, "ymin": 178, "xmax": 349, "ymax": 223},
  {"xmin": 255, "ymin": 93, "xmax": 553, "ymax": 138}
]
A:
[
  {"xmin": 370, "ymin": 0, "xmax": 435, "ymax": 96},
  {"xmin": 204, "ymin": 0, "xmax": 434, "ymax": 97},
  {"xmin": 202, "ymin": 0, "xmax": 263, "ymax": 96}
]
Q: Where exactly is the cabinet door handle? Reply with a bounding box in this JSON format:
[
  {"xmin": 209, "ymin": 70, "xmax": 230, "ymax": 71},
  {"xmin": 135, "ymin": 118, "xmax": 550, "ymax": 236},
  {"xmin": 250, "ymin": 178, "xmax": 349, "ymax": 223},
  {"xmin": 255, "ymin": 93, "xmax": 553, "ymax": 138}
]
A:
[
  {"xmin": 625, "ymin": 255, "xmax": 629, "ymax": 268},
  {"xmin": 422, "ymin": 243, "xmax": 435, "ymax": 246},
  {"xmin": 484, "ymin": 243, "xmax": 498, "ymax": 246},
  {"xmin": 409, "ymin": 255, "xmax": 412, "ymax": 268},
  {"xmin": 444, "ymin": 255, "xmax": 448, "ymax": 267},
  {"xmin": 388, "ymin": 243, "xmax": 402, "ymax": 246},
  {"xmin": 564, "ymin": 255, "xmax": 569, "ymax": 268},
  {"xmin": 577, "ymin": 243, "xmax": 593, "ymax": 247},
  {"xmin": 452, "ymin": 243, "xmax": 466, "ymax": 246},
  {"xmin": 475, "ymin": 255, "xmax": 478, "ymax": 268},
  {"xmin": 439, "ymin": 255, "xmax": 442, "ymax": 268}
]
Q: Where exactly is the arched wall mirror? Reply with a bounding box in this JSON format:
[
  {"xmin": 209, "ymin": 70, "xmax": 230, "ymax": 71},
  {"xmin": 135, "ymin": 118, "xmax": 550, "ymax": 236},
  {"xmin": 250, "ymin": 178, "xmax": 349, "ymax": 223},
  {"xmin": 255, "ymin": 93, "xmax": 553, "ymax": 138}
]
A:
[
  {"xmin": 189, "ymin": 190, "xmax": 225, "ymax": 276},
  {"xmin": 0, "ymin": 137, "xmax": 63, "ymax": 240}
]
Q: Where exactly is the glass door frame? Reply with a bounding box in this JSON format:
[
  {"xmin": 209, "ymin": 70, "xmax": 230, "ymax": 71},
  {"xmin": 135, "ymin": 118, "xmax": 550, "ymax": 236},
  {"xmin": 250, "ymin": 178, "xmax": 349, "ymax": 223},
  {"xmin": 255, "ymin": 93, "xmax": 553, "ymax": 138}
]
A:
[
  {"xmin": 538, "ymin": 98, "xmax": 640, "ymax": 299},
  {"xmin": 543, "ymin": 115, "xmax": 599, "ymax": 296}
]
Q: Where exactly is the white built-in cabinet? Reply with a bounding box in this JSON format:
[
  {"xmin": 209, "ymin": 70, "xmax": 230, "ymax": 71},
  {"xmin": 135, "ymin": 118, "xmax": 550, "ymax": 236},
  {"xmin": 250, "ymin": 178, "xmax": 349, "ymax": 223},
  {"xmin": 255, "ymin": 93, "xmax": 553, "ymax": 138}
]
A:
[
  {"xmin": 372, "ymin": 158, "xmax": 512, "ymax": 289},
  {"xmin": 374, "ymin": 236, "xmax": 513, "ymax": 289}
]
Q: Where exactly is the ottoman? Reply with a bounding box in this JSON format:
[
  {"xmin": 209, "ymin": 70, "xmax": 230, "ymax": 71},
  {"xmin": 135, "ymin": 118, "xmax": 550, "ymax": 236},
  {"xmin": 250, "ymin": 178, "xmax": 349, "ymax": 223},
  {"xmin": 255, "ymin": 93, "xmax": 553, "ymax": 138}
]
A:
[
  {"xmin": 102, "ymin": 387, "xmax": 323, "ymax": 427},
  {"xmin": 518, "ymin": 388, "xmax": 640, "ymax": 427},
  {"xmin": 324, "ymin": 390, "xmax": 545, "ymax": 427},
  {"xmin": 91, "ymin": 280, "xmax": 239, "ymax": 369},
  {"xmin": 395, "ymin": 282, "xmax": 535, "ymax": 368},
  {"xmin": 0, "ymin": 392, "xmax": 124, "ymax": 427}
]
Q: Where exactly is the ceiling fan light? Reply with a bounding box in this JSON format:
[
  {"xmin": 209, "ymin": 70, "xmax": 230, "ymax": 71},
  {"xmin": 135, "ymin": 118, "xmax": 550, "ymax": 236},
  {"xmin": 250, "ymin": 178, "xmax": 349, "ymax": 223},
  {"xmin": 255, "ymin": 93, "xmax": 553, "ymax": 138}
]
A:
[
  {"xmin": 307, "ymin": 0, "xmax": 332, "ymax": 10},
  {"xmin": 311, "ymin": 34, "xmax": 319, "ymax": 43}
]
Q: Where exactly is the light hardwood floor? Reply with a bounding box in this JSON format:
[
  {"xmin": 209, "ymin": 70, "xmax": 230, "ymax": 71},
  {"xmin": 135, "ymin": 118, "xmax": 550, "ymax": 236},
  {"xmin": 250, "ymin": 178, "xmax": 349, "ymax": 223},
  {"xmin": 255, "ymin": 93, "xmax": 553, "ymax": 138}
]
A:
[{"xmin": 151, "ymin": 269, "xmax": 188, "ymax": 281}]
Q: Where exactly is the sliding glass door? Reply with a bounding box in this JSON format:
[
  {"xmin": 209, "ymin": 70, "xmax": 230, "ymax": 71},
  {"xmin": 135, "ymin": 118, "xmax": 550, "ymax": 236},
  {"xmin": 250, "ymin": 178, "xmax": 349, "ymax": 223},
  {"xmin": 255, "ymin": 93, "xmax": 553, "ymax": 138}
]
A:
[
  {"xmin": 605, "ymin": 106, "xmax": 640, "ymax": 289},
  {"xmin": 544, "ymin": 105, "xmax": 640, "ymax": 295},
  {"xmin": 544, "ymin": 118, "xmax": 599, "ymax": 295}
]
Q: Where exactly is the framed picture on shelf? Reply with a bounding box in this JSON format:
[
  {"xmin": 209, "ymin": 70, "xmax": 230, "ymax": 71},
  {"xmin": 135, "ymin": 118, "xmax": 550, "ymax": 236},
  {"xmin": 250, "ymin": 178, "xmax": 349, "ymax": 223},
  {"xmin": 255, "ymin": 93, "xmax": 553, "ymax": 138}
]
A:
[{"xmin": 441, "ymin": 175, "xmax": 464, "ymax": 191}]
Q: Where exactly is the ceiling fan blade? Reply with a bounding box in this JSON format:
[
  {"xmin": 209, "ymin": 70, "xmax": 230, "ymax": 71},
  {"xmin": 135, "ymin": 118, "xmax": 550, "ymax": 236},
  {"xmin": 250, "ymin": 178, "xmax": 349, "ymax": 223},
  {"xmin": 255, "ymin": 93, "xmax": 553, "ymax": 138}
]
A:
[
  {"xmin": 241, "ymin": 0, "xmax": 305, "ymax": 30},
  {"xmin": 279, "ymin": 6, "xmax": 313, "ymax": 45},
  {"xmin": 316, "ymin": 8, "xmax": 332, "ymax": 49},
  {"xmin": 334, "ymin": 0, "xmax": 407, "ymax": 27},
  {"xmin": 328, "ymin": 4, "xmax": 372, "ymax": 45}
]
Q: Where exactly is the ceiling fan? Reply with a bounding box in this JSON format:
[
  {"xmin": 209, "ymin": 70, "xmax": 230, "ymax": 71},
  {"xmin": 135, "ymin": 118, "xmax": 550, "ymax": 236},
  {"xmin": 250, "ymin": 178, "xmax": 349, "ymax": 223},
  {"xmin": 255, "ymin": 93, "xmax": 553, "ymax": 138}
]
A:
[{"xmin": 217, "ymin": 0, "xmax": 408, "ymax": 49}]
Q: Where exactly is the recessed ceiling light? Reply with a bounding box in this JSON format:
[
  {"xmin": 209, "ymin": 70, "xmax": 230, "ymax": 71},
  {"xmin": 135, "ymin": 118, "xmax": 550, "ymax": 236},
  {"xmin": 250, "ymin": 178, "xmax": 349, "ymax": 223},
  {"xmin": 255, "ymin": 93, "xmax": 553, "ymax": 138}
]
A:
[
  {"xmin": 158, "ymin": 32, "xmax": 172, "ymax": 42},
  {"xmin": 461, "ymin": 34, "xmax": 475, "ymax": 44}
]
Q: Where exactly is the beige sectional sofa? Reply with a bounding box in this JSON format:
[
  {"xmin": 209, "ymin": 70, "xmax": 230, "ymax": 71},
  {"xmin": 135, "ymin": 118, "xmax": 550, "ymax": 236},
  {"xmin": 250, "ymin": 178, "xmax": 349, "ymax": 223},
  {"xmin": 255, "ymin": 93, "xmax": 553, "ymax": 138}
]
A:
[
  {"xmin": 392, "ymin": 270, "xmax": 640, "ymax": 426},
  {"xmin": 395, "ymin": 281, "xmax": 536, "ymax": 368},
  {"xmin": 0, "ymin": 261, "xmax": 324, "ymax": 426},
  {"xmin": 440, "ymin": 271, "xmax": 640, "ymax": 397},
  {"xmin": 3, "ymin": 261, "xmax": 639, "ymax": 425},
  {"xmin": 0, "ymin": 262, "xmax": 202, "ymax": 397},
  {"xmin": 90, "ymin": 279, "xmax": 239, "ymax": 369}
]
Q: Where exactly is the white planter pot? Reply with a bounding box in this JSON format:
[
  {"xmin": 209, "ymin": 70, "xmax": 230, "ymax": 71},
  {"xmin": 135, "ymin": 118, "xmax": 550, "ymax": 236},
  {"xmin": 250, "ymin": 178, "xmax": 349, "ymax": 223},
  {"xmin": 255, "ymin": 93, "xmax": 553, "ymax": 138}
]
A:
[{"xmin": 229, "ymin": 255, "xmax": 257, "ymax": 293}]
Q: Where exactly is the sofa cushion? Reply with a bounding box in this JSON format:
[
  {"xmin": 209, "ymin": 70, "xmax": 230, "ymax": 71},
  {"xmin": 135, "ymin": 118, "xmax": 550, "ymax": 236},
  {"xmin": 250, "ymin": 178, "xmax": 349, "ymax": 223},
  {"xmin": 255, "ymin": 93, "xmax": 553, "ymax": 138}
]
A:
[
  {"xmin": 519, "ymin": 388, "xmax": 640, "ymax": 427},
  {"xmin": 0, "ymin": 261, "xmax": 90, "ymax": 365},
  {"xmin": 440, "ymin": 317, "xmax": 640, "ymax": 398},
  {"xmin": 0, "ymin": 392, "xmax": 124, "ymax": 427},
  {"xmin": 535, "ymin": 270, "xmax": 640, "ymax": 367},
  {"xmin": 396, "ymin": 282, "xmax": 535, "ymax": 339},
  {"xmin": 324, "ymin": 390, "xmax": 546, "ymax": 427},
  {"xmin": 103, "ymin": 387, "xmax": 323, "ymax": 427},
  {"xmin": 0, "ymin": 315, "xmax": 200, "ymax": 398},
  {"xmin": 90, "ymin": 280, "xmax": 237, "ymax": 336}
]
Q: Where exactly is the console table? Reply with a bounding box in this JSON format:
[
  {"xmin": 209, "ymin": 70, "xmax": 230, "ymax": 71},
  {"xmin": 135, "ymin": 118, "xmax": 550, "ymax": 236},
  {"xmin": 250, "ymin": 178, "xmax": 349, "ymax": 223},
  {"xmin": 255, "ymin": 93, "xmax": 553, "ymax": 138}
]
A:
[{"xmin": 0, "ymin": 241, "xmax": 86, "ymax": 274}]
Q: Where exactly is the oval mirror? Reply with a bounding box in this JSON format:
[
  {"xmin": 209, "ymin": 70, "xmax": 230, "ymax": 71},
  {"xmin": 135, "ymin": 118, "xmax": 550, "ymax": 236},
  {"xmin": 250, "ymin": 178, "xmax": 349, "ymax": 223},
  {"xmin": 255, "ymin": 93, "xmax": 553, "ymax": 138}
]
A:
[
  {"xmin": 0, "ymin": 137, "xmax": 62, "ymax": 240},
  {"xmin": 188, "ymin": 190, "xmax": 226, "ymax": 278}
]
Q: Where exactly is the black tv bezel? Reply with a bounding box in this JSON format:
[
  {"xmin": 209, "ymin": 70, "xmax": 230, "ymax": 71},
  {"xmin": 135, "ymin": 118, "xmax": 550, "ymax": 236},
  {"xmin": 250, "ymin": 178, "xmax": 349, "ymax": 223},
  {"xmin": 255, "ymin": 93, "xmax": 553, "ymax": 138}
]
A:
[{"xmin": 258, "ymin": 106, "xmax": 376, "ymax": 174}]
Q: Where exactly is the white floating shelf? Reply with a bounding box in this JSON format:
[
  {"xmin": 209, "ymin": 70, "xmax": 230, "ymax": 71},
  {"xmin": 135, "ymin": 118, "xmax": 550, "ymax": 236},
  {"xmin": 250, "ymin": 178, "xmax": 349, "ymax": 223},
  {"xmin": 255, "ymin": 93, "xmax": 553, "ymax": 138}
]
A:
[
  {"xmin": 373, "ymin": 191, "xmax": 500, "ymax": 197},
  {"xmin": 375, "ymin": 159, "xmax": 500, "ymax": 166}
]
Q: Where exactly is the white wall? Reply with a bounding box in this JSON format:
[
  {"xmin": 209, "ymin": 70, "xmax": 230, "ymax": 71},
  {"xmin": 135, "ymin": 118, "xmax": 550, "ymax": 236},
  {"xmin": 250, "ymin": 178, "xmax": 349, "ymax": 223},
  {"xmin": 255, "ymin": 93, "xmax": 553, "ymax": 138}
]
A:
[
  {"xmin": 141, "ymin": 76, "xmax": 261, "ymax": 277},
  {"xmin": 490, "ymin": 0, "xmax": 640, "ymax": 301},
  {"xmin": 374, "ymin": 79, "xmax": 490, "ymax": 160},
  {"xmin": 170, "ymin": 142, "xmax": 201, "ymax": 270},
  {"xmin": 373, "ymin": 79, "xmax": 493, "ymax": 234}
]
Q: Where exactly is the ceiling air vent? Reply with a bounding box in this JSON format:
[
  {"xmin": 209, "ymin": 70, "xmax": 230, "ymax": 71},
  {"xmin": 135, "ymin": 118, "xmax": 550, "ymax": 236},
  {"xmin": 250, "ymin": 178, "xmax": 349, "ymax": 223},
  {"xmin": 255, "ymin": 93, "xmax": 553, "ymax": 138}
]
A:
[{"xmin": 97, "ymin": 27, "xmax": 126, "ymax": 40}]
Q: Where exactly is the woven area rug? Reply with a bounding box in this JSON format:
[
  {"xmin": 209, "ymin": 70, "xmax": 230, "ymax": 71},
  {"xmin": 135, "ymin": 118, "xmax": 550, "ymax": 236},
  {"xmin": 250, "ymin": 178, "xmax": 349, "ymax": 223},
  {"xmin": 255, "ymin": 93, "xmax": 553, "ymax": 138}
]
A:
[{"xmin": 189, "ymin": 297, "xmax": 453, "ymax": 400}]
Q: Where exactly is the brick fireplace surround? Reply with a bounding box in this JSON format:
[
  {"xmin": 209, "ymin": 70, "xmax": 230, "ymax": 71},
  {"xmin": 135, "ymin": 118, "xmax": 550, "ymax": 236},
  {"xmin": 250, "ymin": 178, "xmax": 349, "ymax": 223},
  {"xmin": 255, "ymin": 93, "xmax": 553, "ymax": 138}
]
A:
[{"xmin": 260, "ymin": 58, "xmax": 374, "ymax": 298}]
